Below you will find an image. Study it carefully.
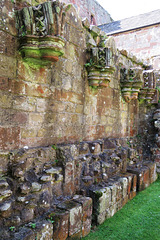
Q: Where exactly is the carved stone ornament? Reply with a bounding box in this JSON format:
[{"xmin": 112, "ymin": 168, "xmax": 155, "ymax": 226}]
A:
[
  {"xmin": 16, "ymin": 1, "xmax": 71, "ymax": 66},
  {"xmin": 139, "ymin": 70, "xmax": 157, "ymax": 103},
  {"xmin": 120, "ymin": 67, "xmax": 143, "ymax": 103},
  {"xmin": 85, "ymin": 47, "xmax": 115, "ymax": 88}
]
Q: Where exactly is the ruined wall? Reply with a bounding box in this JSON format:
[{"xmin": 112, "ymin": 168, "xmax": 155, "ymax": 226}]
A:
[
  {"xmin": 61, "ymin": 0, "xmax": 113, "ymax": 25},
  {"xmin": 0, "ymin": 1, "xmax": 159, "ymax": 239},
  {"xmin": 111, "ymin": 24, "xmax": 160, "ymax": 69},
  {"xmin": 12, "ymin": 0, "xmax": 112, "ymax": 25},
  {"xmin": 0, "ymin": 0, "xmax": 146, "ymax": 152}
]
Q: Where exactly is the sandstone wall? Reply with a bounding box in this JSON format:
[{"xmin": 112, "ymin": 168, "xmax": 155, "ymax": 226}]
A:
[
  {"xmin": 0, "ymin": 1, "xmax": 159, "ymax": 239},
  {"xmin": 11, "ymin": 0, "xmax": 112, "ymax": 25},
  {"xmin": 0, "ymin": 0, "xmax": 147, "ymax": 152},
  {"xmin": 0, "ymin": 138, "xmax": 157, "ymax": 239},
  {"xmin": 112, "ymin": 24, "xmax": 160, "ymax": 69},
  {"xmin": 61, "ymin": 0, "xmax": 113, "ymax": 25}
]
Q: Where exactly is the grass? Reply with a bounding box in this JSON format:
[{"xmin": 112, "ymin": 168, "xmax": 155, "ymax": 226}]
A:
[{"xmin": 83, "ymin": 179, "xmax": 160, "ymax": 240}]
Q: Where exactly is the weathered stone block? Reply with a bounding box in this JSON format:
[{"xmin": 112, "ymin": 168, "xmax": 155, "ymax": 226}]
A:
[
  {"xmin": 79, "ymin": 142, "xmax": 89, "ymax": 155},
  {"xmin": 109, "ymin": 183, "xmax": 117, "ymax": 205},
  {"xmin": 128, "ymin": 167, "xmax": 143, "ymax": 191},
  {"xmin": 50, "ymin": 210, "xmax": 69, "ymax": 240},
  {"xmin": 21, "ymin": 208, "xmax": 34, "ymax": 223},
  {"xmin": 107, "ymin": 203, "xmax": 117, "ymax": 219},
  {"xmin": 90, "ymin": 186, "xmax": 111, "ymax": 225},
  {"xmin": 142, "ymin": 166, "xmax": 150, "ymax": 189},
  {"xmin": 57, "ymin": 200, "xmax": 82, "ymax": 237},
  {"xmin": 35, "ymin": 220, "xmax": 53, "ymax": 240},
  {"xmin": 13, "ymin": 227, "xmax": 34, "ymax": 240},
  {"xmin": 128, "ymin": 174, "xmax": 137, "ymax": 199},
  {"xmin": 119, "ymin": 177, "xmax": 128, "ymax": 206},
  {"xmin": 0, "ymin": 92, "xmax": 12, "ymax": 108},
  {"xmin": 25, "ymin": 82, "xmax": 50, "ymax": 98},
  {"xmin": 0, "ymin": 55, "xmax": 16, "ymax": 78},
  {"xmin": 21, "ymin": 128, "xmax": 37, "ymax": 139},
  {"xmin": 150, "ymin": 162, "xmax": 157, "ymax": 183},
  {"xmin": 73, "ymin": 196, "xmax": 92, "ymax": 237},
  {"xmin": 31, "ymin": 182, "xmax": 41, "ymax": 192},
  {"xmin": 116, "ymin": 199, "xmax": 123, "ymax": 211},
  {"xmin": 143, "ymin": 162, "xmax": 157, "ymax": 184},
  {"xmin": 116, "ymin": 181, "xmax": 123, "ymax": 202},
  {"xmin": 0, "ymin": 127, "xmax": 20, "ymax": 150},
  {"xmin": 0, "ymin": 31, "xmax": 17, "ymax": 57},
  {"xmin": 63, "ymin": 162, "xmax": 75, "ymax": 196},
  {"xmin": 29, "ymin": 113, "xmax": 44, "ymax": 126},
  {"xmin": 0, "ymin": 77, "xmax": 9, "ymax": 91},
  {"xmin": 0, "ymin": 200, "xmax": 12, "ymax": 217},
  {"xmin": 89, "ymin": 142, "xmax": 101, "ymax": 154},
  {"xmin": 104, "ymin": 139, "xmax": 117, "ymax": 149}
]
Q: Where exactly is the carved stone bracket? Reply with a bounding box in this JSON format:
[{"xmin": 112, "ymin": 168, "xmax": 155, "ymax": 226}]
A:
[
  {"xmin": 120, "ymin": 67, "xmax": 143, "ymax": 103},
  {"xmin": 85, "ymin": 47, "xmax": 115, "ymax": 88},
  {"xmin": 16, "ymin": 1, "xmax": 71, "ymax": 66},
  {"xmin": 139, "ymin": 70, "xmax": 158, "ymax": 103}
]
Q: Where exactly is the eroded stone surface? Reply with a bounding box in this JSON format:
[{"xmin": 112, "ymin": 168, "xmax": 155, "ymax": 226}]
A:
[{"xmin": 0, "ymin": 0, "xmax": 159, "ymax": 239}]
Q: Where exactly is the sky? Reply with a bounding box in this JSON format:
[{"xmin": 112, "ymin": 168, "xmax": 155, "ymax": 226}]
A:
[{"xmin": 97, "ymin": 0, "xmax": 160, "ymax": 21}]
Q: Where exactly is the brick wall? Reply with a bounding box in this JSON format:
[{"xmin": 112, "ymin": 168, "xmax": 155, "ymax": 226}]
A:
[{"xmin": 112, "ymin": 24, "xmax": 160, "ymax": 69}]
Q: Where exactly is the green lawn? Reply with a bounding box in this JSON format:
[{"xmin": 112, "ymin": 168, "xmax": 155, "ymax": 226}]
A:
[{"xmin": 83, "ymin": 179, "xmax": 160, "ymax": 240}]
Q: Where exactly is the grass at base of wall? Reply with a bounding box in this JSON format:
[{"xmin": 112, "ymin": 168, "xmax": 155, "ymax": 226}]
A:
[{"xmin": 83, "ymin": 179, "xmax": 160, "ymax": 240}]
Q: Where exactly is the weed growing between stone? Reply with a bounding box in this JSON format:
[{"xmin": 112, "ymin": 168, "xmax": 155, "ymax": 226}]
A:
[{"xmin": 83, "ymin": 179, "xmax": 160, "ymax": 240}]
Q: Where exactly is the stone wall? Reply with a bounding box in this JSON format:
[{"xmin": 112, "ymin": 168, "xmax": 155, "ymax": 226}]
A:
[
  {"xmin": 61, "ymin": 0, "xmax": 113, "ymax": 25},
  {"xmin": 111, "ymin": 24, "xmax": 160, "ymax": 69},
  {"xmin": 11, "ymin": 0, "xmax": 112, "ymax": 25},
  {"xmin": 0, "ymin": 0, "xmax": 151, "ymax": 152},
  {"xmin": 0, "ymin": 0, "xmax": 159, "ymax": 239},
  {"xmin": 0, "ymin": 138, "xmax": 157, "ymax": 239}
]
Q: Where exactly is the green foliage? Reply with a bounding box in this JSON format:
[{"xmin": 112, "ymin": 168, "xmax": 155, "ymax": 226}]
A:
[
  {"xmin": 64, "ymin": 4, "xmax": 72, "ymax": 12},
  {"xmin": 76, "ymin": 163, "xmax": 80, "ymax": 167},
  {"xmin": 95, "ymin": 190, "xmax": 103, "ymax": 198},
  {"xmin": 52, "ymin": 145, "xmax": 57, "ymax": 150},
  {"xmin": 90, "ymin": 85, "xmax": 98, "ymax": 90},
  {"xmin": 136, "ymin": 134, "xmax": 141, "ymax": 138},
  {"xmin": 136, "ymin": 134, "xmax": 142, "ymax": 139},
  {"xmin": 156, "ymin": 88, "xmax": 160, "ymax": 103},
  {"xmin": 83, "ymin": 179, "xmax": 160, "ymax": 240},
  {"xmin": 126, "ymin": 141, "xmax": 131, "ymax": 147},
  {"xmin": 156, "ymin": 87, "xmax": 160, "ymax": 92},
  {"xmin": 20, "ymin": 25, "xmax": 26, "ymax": 37},
  {"xmin": 47, "ymin": 216, "xmax": 55, "ymax": 224},
  {"xmin": 84, "ymin": 59, "xmax": 93, "ymax": 68},
  {"xmin": 9, "ymin": 226, "xmax": 15, "ymax": 232},
  {"xmin": 47, "ymin": 213, "xmax": 55, "ymax": 224},
  {"xmin": 29, "ymin": 222, "xmax": 36, "ymax": 229},
  {"xmin": 56, "ymin": 6, "xmax": 60, "ymax": 14}
]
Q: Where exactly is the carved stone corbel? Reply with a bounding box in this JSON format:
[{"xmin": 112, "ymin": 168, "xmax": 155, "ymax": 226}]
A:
[
  {"xmin": 16, "ymin": 1, "xmax": 71, "ymax": 66},
  {"xmin": 139, "ymin": 70, "xmax": 157, "ymax": 103},
  {"xmin": 85, "ymin": 47, "xmax": 115, "ymax": 88},
  {"xmin": 120, "ymin": 67, "xmax": 143, "ymax": 103}
]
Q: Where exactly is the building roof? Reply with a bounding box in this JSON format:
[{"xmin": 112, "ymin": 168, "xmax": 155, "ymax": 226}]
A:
[{"xmin": 99, "ymin": 9, "xmax": 160, "ymax": 35}]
